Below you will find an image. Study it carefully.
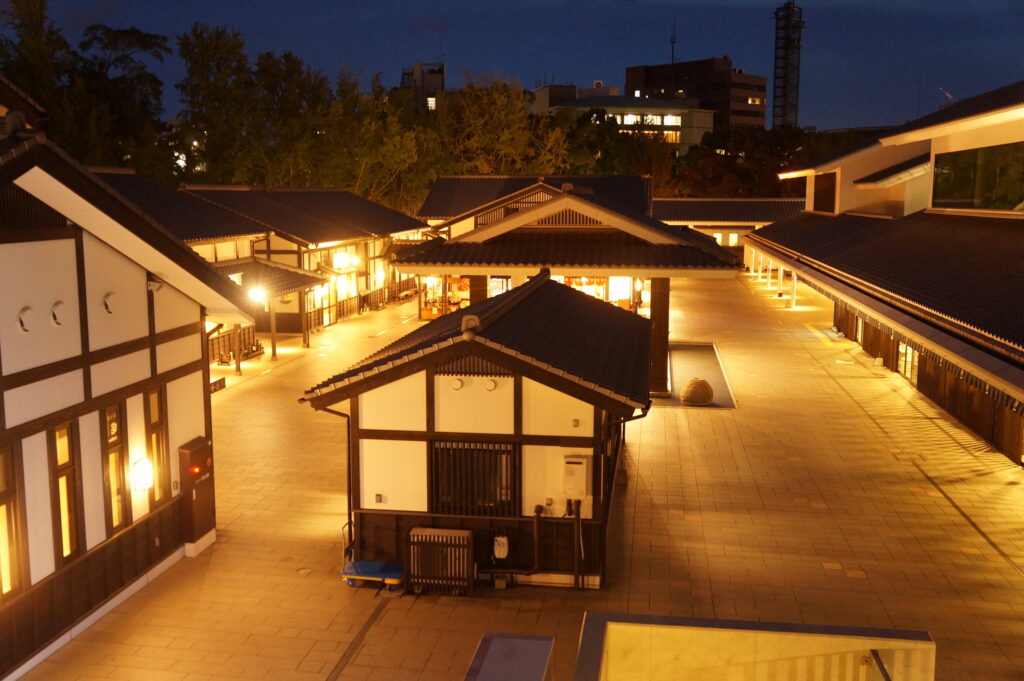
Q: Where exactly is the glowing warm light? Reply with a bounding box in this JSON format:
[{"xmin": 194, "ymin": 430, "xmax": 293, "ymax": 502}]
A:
[
  {"xmin": 634, "ymin": 278, "xmax": 644, "ymax": 292},
  {"xmin": 131, "ymin": 458, "xmax": 153, "ymax": 492},
  {"xmin": 375, "ymin": 269, "xmax": 386, "ymax": 285},
  {"xmin": 190, "ymin": 465, "xmax": 202, "ymax": 475},
  {"xmin": 333, "ymin": 252, "xmax": 350, "ymax": 269},
  {"xmin": 248, "ymin": 287, "xmax": 266, "ymax": 303},
  {"xmin": 351, "ymin": 255, "xmax": 361, "ymax": 267},
  {"xmin": 423, "ymin": 276, "xmax": 439, "ymax": 288},
  {"xmin": 778, "ymin": 169, "xmax": 814, "ymax": 180}
]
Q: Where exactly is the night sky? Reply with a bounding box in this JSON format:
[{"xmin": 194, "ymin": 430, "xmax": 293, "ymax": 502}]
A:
[{"xmin": 48, "ymin": 0, "xmax": 1024, "ymax": 131}]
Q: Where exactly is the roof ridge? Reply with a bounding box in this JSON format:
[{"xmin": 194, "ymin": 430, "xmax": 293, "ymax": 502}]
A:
[{"xmin": 474, "ymin": 268, "xmax": 552, "ymax": 334}]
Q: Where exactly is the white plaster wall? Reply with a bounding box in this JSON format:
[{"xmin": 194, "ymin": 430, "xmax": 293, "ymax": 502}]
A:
[
  {"xmin": 191, "ymin": 243, "xmax": 215, "ymax": 262},
  {"xmin": 833, "ymin": 142, "xmax": 930, "ymax": 215},
  {"xmin": 166, "ymin": 371, "xmax": 206, "ymax": 496},
  {"xmin": 434, "ymin": 375, "xmax": 513, "ymax": 434},
  {"xmin": 91, "ymin": 350, "xmax": 150, "ymax": 397},
  {"xmin": 359, "ymin": 371, "xmax": 426, "ymax": 431},
  {"xmin": 156, "ymin": 333, "xmax": 202, "ymax": 374},
  {"xmin": 82, "ymin": 233, "xmax": 149, "ymax": 350},
  {"xmin": 522, "ymin": 378, "xmax": 593, "ymax": 437},
  {"xmin": 153, "ymin": 283, "xmax": 200, "ymax": 333},
  {"xmin": 125, "ymin": 393, "xmax": 150, "ymax": 521},
  {"xmin": 904, "ymin": 173, "xmax": 931, "ymax": 215},
  {"xmin": 449, "ymin": 217, "xmax": 474, "ymax": 238},
  {"xmin": 522, "ymin": 445, "xmax": 594, "ymax": 519},
  {"xmin": 236, "ymin": 239, "xmax": 252, "ymax": 258},
  {"xmin": 933, "ymin": 118, "xmax": 1024, "ymax": 154},
  {"xmin": 359, "ymin": 439, "xmax": 427, "ymax": 511},
  {"xmin": 21, "ymin": 432, "xmax": 55, "ymax": 584},
  {"xmin": 4, "ymin": 370, "xmax": 84, "ymax": 427},
  {"xmin": 0, "ymin": 239, "xmax": 81, "ymax": 374},
  {"xmin": 214, "ymin": 241, "xmax": 237, "ymax": 261},
  {"xmin": 77, "ymin": 410, "xmax": 106, "ymax": 550}
]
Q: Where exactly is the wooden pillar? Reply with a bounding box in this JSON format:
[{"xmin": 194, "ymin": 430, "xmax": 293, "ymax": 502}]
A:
[
  {"xmin": 757, "ymin": 252, "xmax": 764, "ymax": 280},
  {"xmin": 790, "ymin": 273, "xmax": 799, "ymax": 309},
  {"xmin": 649, "ymin": 277, "xmax": 670, "ymax": 394},
  {"xmin": 232, "ymin": 323, "xmax": 242, "ymax": 376},
  {"xmin": 269, "ymin": 299, "xmax": 278, "ymax": 360},
  {"xmin": 300, "ymin": 292, "xmax": 309, "ymax": 348},
  {"xmin": 468, "ymin": 275, "xmax": 488, "ymax": 304}
]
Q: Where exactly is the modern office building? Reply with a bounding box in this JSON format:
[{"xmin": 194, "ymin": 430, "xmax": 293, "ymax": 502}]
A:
[{"xmin": 625, "ymin": 56, "xmax": 767, "ymax": 130}]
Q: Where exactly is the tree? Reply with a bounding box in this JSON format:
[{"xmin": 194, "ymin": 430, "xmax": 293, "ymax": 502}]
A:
[
  {"xmin": 437, "ymin": 76, "xmax": 567, "ymax": 175},
  {"xmin": 174, "ymin": 23, "xmax": 253, "ymax": 183}
]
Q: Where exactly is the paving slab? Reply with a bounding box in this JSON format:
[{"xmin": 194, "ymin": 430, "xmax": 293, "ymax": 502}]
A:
[{"xmin": 19, "ymin": 277, "xmax": 1024, "ymax": 681}]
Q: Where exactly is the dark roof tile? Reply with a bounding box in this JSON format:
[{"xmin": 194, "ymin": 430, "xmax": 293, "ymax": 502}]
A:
[
  {"xmin": 652, "ymin": 198, "xmax": 804, "ymax": 223},
  {"xmin": 753, "ymin": 211, "xmax": 1024, "ymax": 351},
  {"xmin": 261, "ymin": 189, "xmax": 425, "ymax": 237},
  {"xmin": 94, "ymin": 170, "xmax": 267, "ymax": 242},
  {"xmin": 213, "ymin": 258, "xmax": 324, "ymax": 296},
  {"xmin": 396, "ymin": 232, "xmax": 739, "ymax": 269},
  {"xmin": 307, "ymin": 271, "xmax": 652, "ymax": 406}
]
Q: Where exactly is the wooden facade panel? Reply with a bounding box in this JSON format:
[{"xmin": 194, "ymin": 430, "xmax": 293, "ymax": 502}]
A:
[
  {"xmin": 0, "ymin": 499, "xmax": 182, "ymax": 677},
  {"xmin": 356, "ymin": 511, "xmax": 602, "ymax": 577}
]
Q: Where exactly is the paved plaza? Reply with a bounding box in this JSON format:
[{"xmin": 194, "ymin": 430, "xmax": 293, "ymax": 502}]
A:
[{"xmin": 20, "ymin": 274, "xmax": 1024, "ymax": 681}]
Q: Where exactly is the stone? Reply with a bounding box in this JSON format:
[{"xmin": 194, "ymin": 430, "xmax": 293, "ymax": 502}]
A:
[{"xmin": 681, "ymin": 377, "xmax": 714, "ymax": 406}]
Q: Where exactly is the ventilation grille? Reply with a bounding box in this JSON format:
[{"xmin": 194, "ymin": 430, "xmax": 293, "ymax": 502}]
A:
[{"xmin": 408, "ymin": 527, "xmax": 474, "ymax": 595}]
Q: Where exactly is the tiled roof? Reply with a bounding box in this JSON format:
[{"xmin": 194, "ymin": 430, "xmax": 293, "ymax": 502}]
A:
[
  {"xmin": 752, "ymin": 211, "xmax": 1024, "ymax": 352},
  {"xmin": 395, "ymin": 231, "xmax": 738, "ymax": 269},
  {"xmin": 306, "ymin": 270, "xmax": 652, "ymax": 407},
  {"xmin": 854, "ymin": 154, "xmax": 931, "ymax": 185},
  {"xmin": 184, "ymin": 187, "xmax": 361, "ymax": 244},
  {"xmin": 652, "ymin": 198, "xmax": 804, "ymax": 223},
  {"xmin": 259, "ymin": 189, "xmax": 426, "ymax": 237},
  {"xmin": 883, "ymin": 80, "xmax": 1024, "ymax": 139},
  {"xmin": 418, "ymin": 175, "xmax": 652, "ymax": 218},
  {"xmin": 213, "ymin": 258, "xmax": 324, "ymax": 296},
  {"xmin": 94, "ymin": 170, "xmax": 268, "ymax": 242}
]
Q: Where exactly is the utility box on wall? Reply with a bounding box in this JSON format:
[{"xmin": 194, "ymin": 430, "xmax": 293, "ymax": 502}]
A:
[{"xmin": 178, "ymin": 436, "xmax": 216, "ymax": 553}]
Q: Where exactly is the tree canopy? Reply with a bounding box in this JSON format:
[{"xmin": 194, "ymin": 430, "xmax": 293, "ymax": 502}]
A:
[{"xmin": 0, "ymin": 6, "xmax": 861, "ymax": 213}]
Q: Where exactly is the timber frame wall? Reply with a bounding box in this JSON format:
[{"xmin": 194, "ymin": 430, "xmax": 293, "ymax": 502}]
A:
[{"xmin": 351, "ymin": 399, "xmax": 629, "ymax": 585}]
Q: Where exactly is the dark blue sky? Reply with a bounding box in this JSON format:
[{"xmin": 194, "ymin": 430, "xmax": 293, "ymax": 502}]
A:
[{"xmin": 48, "ymin": 0, "xmax": 1024, "ymax": 130}]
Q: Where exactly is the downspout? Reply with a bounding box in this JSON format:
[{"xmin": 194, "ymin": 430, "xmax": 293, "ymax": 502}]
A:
[{"xmin": 299, "ymin": 400, "xmax": 355, "ymax": 556}]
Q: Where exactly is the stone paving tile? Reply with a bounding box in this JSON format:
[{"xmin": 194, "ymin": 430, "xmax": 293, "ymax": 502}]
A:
[{"xmin": 20, "ymin": 278, "xmax": 1024, "ymax": 681}]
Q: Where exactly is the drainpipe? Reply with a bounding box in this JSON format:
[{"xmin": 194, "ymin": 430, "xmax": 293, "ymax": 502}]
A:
[{"xmin": 301, "ymin": 401, "xmax": 354, "ymax": 556}]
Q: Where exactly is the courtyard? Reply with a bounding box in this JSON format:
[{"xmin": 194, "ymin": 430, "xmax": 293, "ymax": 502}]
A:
[{"xmin": 21, "ymin": 274, "xmax": 1024, "ymax": 681}]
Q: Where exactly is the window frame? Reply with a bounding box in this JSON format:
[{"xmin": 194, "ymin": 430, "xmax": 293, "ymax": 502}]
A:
[
  {"xmin": 48, "ymin": 422, "xmax": 83, "ymax": 567},
  {"xmin": 0, "ymin": 441, "xmax": 25, "ymax": 603},
  {"xmin": 144, "ymin": 388, "xmax": 171, "ymax": 508},
  {"xmin": 102, "ymin": 403, "xmax": 132, "ymax": 534}
]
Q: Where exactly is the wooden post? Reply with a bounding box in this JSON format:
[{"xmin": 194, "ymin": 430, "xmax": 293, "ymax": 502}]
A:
[
  {"xmin": 300, "ymin": 291, "xmax": 309, "ymax": 348},
  {"xmin": 270, "ymin": 298, "xmax": 278, "ymax": 360},
  {"xmin": 790, "ymin": 273, "xmax": 799, "ymax": 309},
  {"xmin": 649, "ymin": 277, "xmax": 670, "ymax": 394},
  {"xmin": 233, "ymin": 323, "xmax": 242, "ymax": 376}
]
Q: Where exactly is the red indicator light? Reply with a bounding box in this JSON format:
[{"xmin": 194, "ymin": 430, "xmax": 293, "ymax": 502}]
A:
[{"xmin": 191, "ymin": 465, "xmax": 201, "ymax": 475}]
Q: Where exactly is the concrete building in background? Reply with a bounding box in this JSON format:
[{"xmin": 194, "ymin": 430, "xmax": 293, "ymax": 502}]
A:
[
  {"xmin": 625, "ymin": 56, "xmax": 767, "ymax": 131},
  {"xmin": 553, "ymin": 95, "xmax": 713, "ymax": 150}
]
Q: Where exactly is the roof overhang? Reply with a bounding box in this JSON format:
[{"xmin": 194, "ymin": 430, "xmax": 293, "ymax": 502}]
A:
[
  {"xmin": 778, "ymin": 142, "xmax": 883, "ymax": 180},
  {"xmin": 394, "ymin": 263, "xmax": 737, "ymax": 279},
  {"xmin": 854, "ymin": 157, "xmax": 931, "ymax": 189},
  {"xmin": 745, "ymin": 233, "xmax": 1024, "ymax": 386},
  {"xmin": 304, "ymin": 335, "xmax": 648, "ymax": 416},
  {"xmin": 453, "ymin": 193, "xmax": 680, "ymax": 245},
  {"xmin": 880, "ymin": 105, "xmax": 1024, "ymax": 146},
  {"xmin": 15, "ymin": 165, "xmax": 252, "ymax": 325}
]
